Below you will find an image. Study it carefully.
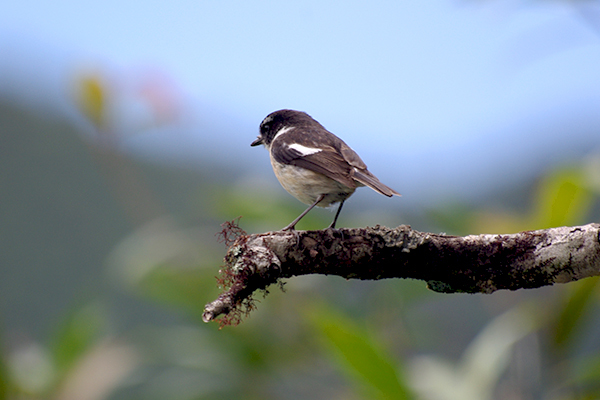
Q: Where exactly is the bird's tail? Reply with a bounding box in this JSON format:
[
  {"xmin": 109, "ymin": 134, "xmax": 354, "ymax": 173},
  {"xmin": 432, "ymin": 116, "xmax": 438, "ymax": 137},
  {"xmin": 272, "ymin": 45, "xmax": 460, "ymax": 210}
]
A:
[{"xmin": 353, "ymin": 170, "xmax": 401, "ymax": 197}]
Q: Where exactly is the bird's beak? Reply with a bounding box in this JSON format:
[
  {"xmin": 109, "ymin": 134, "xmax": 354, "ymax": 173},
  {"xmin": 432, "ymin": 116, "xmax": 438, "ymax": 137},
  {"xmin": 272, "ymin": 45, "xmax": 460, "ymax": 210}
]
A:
[{"xmin": 251, "ymin": 137, "xmax": 263, "ymax": 146}]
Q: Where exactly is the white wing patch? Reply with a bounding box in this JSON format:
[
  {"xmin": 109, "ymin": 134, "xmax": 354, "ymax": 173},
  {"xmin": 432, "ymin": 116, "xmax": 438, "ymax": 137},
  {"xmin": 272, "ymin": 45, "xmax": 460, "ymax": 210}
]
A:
[
  {"xmin": 272, "ymin": 126, "xmax": 295, "ymax": 143},
  {"xmin": 288, "ymin": 143, "xmax": 322, "ymax": 156}
]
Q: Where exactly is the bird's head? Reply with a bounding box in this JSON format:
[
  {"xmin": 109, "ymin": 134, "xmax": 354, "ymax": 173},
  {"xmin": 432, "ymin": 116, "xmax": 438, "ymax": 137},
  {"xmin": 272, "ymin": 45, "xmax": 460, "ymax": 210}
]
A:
[{"xmin": 251, "ymin": 109, "xmax": 311, "ymax": 147}]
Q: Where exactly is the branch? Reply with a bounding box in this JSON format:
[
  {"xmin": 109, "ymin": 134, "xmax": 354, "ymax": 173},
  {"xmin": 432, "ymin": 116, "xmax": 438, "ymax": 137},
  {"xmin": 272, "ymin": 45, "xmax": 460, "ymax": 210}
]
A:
[{"xmin": 203, "ymin": 223, "xmax": 600, "ymax": 325}]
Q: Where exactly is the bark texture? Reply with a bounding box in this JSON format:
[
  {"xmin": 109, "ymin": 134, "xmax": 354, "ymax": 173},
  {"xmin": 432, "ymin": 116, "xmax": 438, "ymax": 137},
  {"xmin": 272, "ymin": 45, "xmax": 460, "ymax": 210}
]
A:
[{"xmin": 203, "ymin": 223, "xmax": 600, "ymax": 324}]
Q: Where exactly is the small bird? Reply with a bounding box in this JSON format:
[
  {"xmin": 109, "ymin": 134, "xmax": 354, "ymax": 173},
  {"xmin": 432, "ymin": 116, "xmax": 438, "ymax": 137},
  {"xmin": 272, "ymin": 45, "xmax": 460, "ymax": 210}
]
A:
[{"xmin": 251, "ymin": 109, "xmax": 400, "ymax": 230}]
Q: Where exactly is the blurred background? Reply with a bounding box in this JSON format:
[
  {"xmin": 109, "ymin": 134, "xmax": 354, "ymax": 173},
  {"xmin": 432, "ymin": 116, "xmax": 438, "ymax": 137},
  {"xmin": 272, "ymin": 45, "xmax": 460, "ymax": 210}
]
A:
[{"xmin": 2, "ymin": 0, "xmax": 600, "ymax": 399}]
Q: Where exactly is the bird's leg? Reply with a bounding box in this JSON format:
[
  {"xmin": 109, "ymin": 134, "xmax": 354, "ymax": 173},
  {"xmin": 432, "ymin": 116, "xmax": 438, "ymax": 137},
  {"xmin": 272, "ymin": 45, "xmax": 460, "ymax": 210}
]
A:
[
  {"xmin": 283, "ymin": 194, "xmax": 325, "ymax": 231},
  {"xmin": 327, "ymin": 200, "xmax": 345, "ymax": 230}
]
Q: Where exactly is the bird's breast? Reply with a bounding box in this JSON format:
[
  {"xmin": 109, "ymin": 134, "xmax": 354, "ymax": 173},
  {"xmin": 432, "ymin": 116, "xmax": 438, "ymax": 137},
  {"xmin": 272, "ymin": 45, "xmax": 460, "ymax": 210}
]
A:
[{"xmin": 270, "ymin": 159, "xmax": 356, "ymax": 207}]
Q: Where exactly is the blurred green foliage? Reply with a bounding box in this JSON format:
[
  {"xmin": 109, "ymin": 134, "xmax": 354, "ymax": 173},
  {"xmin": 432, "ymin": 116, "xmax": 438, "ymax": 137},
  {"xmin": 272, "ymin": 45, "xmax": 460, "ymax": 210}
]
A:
[
  {"xmin": 49, "ymin": 302, "xmax": 105, "ymax": 379},
  {"xmin": 532, "ymin": 167, "xmax": 594, "ymax": 229},
  {"xmin": 308, "ymin": 303, "xmax": 412, "ymax": 400},
  {"xmin": 138, "ymin": 266, "xmax": 215, "ymax": 323}
]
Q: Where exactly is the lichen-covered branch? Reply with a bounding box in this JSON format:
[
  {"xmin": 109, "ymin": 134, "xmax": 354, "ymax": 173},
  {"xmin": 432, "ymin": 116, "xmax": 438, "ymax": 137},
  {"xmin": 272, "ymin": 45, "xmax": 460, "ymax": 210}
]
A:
[{"xmin": 203, "ymin": 223, "xmax": 600, "ymax": 325}]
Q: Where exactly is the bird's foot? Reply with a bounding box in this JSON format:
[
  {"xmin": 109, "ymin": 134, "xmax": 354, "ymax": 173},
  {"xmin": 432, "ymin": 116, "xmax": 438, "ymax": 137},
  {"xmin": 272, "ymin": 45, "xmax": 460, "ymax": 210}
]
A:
[
  {"xmin": 326, "ymin": 225, "xmax": 345, "ymax": 240},
  {"xmin": 281, "ymin": 225, "xmax": 301, "ymax": 246}
]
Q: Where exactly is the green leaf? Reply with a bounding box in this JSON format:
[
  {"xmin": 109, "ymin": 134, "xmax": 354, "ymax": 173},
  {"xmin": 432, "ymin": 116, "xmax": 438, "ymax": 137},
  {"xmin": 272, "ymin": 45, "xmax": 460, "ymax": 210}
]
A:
[
  {"xmin": 49, "ymin": 302, "xmax": 105, "ymax": 376},
  {"xmin": 552, "ymin": 277, "xmax": 600, "ymax": 350},
  {"xmin": 307, "ymin": 304, "xmax": 412, "ymax": 400},
  {"xmin": 533, "ymin": 167, "xmax": 593, "ymax": 229}
]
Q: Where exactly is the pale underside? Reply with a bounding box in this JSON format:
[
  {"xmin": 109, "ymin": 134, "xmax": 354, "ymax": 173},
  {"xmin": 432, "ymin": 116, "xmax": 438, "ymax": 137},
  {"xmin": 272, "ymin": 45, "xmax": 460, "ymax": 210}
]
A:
[{"xmin": 270, "ymin": 155, "xmax": 359, "ymax": 207}]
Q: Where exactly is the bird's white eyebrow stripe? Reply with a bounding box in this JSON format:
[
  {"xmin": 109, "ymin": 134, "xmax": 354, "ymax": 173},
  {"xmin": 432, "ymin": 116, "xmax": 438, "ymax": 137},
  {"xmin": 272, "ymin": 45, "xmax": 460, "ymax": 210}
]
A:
[
  {"xmin": 272, "ymin": 126, "xmax": 295, "ymax": 143},
  {"xmin": 288, "ymin": 143, "xmax": 322, "ymax": 156}
]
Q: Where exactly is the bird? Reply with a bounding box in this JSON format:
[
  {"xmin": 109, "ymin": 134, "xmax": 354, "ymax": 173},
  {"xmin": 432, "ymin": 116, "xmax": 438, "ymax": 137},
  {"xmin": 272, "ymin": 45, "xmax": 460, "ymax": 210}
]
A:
[{"xmin": 251, "ymin": 109, "xmax": 400, "ymax": 230}]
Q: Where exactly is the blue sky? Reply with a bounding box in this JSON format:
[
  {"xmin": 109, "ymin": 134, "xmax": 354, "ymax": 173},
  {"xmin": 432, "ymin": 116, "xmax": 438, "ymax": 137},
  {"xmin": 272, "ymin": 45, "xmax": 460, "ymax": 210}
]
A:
[{"xmin": 2, "ymin": 0, "xmax": 600, "ymax": 205}]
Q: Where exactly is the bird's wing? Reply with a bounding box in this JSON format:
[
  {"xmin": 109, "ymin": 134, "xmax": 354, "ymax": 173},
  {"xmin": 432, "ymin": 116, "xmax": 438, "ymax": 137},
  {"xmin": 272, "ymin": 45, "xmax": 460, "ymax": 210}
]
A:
[
  {"xmin": 271, "ymin": 140, "xmax": 357, "ymax": 189},
  {"xmin": 271, "ymin": 137, "xmax": 401, "ymax": 197}
]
